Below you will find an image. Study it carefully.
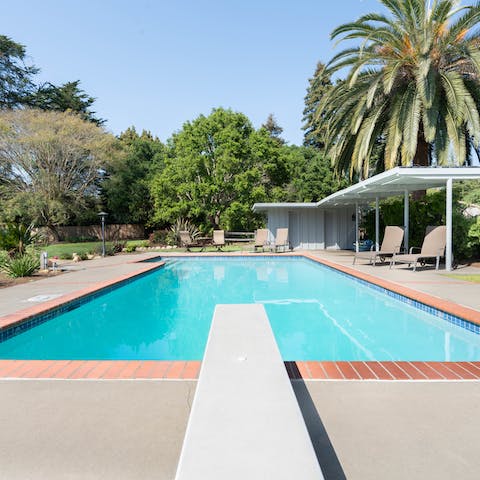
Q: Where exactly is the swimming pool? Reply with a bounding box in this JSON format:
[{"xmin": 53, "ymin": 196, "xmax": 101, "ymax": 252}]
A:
[{"xmin": 0, "ymin": 256, "xmax": 479, "ymax": 361}]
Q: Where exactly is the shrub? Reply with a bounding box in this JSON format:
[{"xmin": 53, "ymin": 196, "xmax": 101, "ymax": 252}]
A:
[
  {"xmin": 467, "ymin": 217, "xmax": 480, "ymax": 258},
  {"xmin": 111, "ymin": 241, "xmax": 125, "ymax": 254},
  {"xmin": 0, "ymin": 253, "xmax": 39, "ymax": 278},
  {"xmin": 125, "ymin": 244, "xmax": 137, "ymax": 253},
  {"xmin": 0, "ymin": 222, "xmax": 37, "ymax": 254},
  {"xmin": 90, "ymin": 244, "xmax": 104, "ymax": 256},
  {"xmin": 148, "ymin": 230, "xmax": 168, "ymax": 245}
]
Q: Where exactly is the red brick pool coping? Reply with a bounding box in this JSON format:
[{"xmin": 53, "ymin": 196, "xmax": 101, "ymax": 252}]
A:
[
  {"xmin": 0, "ymin": 253, "xmax": 480, "ymax": 381},
  {"xmin": 0, "ymin": 360, "xmax": 480, "ymax": 380}
]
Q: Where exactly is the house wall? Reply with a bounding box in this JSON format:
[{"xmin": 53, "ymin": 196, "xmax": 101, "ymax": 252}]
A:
[{"xmin": 265, "ymin": 206, "xmax": 355, "ymax": 250}]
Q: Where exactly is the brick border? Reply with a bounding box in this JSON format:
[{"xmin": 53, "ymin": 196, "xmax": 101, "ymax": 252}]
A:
[
  {"xmin": 285, "ymin": 361, "xmax": 480, "ymax": 380},
  {"xmin": 0, "ymin": 253, "xmax": 479, "ymax": 380},
  {"xmin": 0, "ymin": 360, "xmax": 201, "ymax": 379},
  {"xmin": 1, "ymin": 359, "xmax": 479, "ymax": 380}
]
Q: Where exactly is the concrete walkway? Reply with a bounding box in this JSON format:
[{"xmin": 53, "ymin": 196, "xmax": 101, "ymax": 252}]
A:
[
  {"xmin": 0, "ymin": 252, "xmax": 161, "ymax": 318},
  {"xmin": 294, "ymin": 380, "xmax": 480, "ymax": 480},
  {"xmin": 0, "ymin": 379, "xmax": 195, "ymax": 480},
  {"xmin": 1, "ymin": 378, "xmax": 479, "ymax": 480}
]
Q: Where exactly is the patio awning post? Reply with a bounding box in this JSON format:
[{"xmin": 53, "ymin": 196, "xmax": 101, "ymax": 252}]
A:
[
  {"xmin": 404, "ymin": 190, "xmax": 409, "ymax": 253},
  {"xmin": 375, "ymin": 197, "xmax": 380, "ymax": 251},
  {"xmin": 355, "ymin": 202, "xmax": 359, "ymax": 252},
  {"xmin": 446, "ymin": 178, "xmax": 453, "ymax": 271}
]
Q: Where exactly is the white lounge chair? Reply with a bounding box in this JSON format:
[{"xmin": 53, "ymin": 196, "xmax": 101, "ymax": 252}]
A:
[
  {"xmin": 254, "ymin": 229, "xmax": 269, "ymax": 252},
  {"xmin": 390, "ymin": 225, "xmax": 447, "ymax": 271},
  {"xmin": 179, "ymin": 231, "xmax": 203, "ymax": 251},
  {"xmin": 271, "ymin": 228, "xmax": 289, "ymax": 253},
  {"xmin": 212, "ymin": 230, "xmax": 225, "ymax": 251},
  {"xmin": 353, "ymin": 226, "xmax": 404, "ymax": 266}
]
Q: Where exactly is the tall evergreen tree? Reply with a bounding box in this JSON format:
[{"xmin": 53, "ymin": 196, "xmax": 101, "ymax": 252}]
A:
[
  {"xmin": 0, "ymin": 35, "xmax": 38, "ymax": 108},
  {"xmin": 28, "ymin": 80, "xmax": 104, "ymax": 125},
  {"xmin": 302, "ymin": 62, "xmax": 332, "ymax": 148}
]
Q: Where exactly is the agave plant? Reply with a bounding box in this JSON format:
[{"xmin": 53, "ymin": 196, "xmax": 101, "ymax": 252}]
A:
[
  {"xmin": 0, "ymin": 252, "xmax": 39, "ymax": 278},
  {"xmin": 321, "ymin": 0, "xmax": 480, "ymax": 178},
  {"xmin": 170, "ymin": 218, "xmax": 200, "ymax": 245}
]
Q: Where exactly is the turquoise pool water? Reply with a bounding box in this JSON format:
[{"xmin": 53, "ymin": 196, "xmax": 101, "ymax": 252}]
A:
[{"xmin": 1, "ymin": 257, "xmax": 479, "ymax": 361}]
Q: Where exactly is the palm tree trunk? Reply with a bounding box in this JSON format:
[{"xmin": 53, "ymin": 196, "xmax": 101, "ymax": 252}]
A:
[
  {"xmin": 413, "ymin": 134, "xmax": 429, "ymax": 167},
  {"xmin": 412, "ymin": 132, "xmax": 429, "ymax": 200}
]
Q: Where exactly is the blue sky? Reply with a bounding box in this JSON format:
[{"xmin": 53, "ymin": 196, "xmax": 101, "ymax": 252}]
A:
[{"xmin": 4, "ymin": 0, "xmax": 383, "ymax": 145}]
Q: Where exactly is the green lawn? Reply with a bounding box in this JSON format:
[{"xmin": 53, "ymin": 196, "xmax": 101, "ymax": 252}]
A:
[
  {"xmin": 444, "ymin": 274, "xmax": 480, "ymax": 284},
  {"xmin": 41, "ymin": 240, "xmax": 250, "ymax": 258},
  {"xmin": 42, "ymin": 241, "xmax": 113, "ymax": 258}
]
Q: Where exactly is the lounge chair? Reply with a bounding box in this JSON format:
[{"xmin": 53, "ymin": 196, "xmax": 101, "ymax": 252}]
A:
[
  {"xmin": 212, "ymin": 230, "xmax": 225, "ymax": 251},
  {"xmin": 271, "ymin": 228, "xmax": 289, "ymax": 253},
  {"xmin": 179, "ymin": 231, "xmax": 203, "ymax": 251},
  {"xmin": 254, "ymin": 229, "xmax": 269, "ymax": 252},
  {"xmin": 390, "ymin": 225, "xmax": 447, "ymax": 271},
  {"xmin": 353, "ymin": 226, "xmax": 404, "ymax": 266}
]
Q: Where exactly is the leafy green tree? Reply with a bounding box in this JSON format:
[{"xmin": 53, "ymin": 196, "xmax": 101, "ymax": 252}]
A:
[
  {"xmin": 321, "ymin": 0, "xmax": 480, "ymax": 178},
  {"xmin": 28, "ymin": 80, "xmax": 104, "ymax": 125},
  {"xmin": 0, "ymin": 35, "xmax": 38, "ymax": 108},
  {"xmin": 102, "ymin": 127, "xmax": 165, "ymax": 225},
  {"xmin": 302, "ymin": 62, "xmax": 332, "ymax": 148},
  {"xmin": 150, "ymin": 108, "xmax": 288, "ymax": 231},
  {"xmin": 281, "ymin": 146, "xmax": 350, "ymax": 202},
  {"xmin": 0, "ymin": 109, "xmax": 116, "ymax": 237}
]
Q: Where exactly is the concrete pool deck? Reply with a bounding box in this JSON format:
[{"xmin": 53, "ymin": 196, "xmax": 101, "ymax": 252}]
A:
[
  {"xmin": 1, "ymin": 379, "xmax": 479, "ymax": 480},
  {"xmin": 0, "ymin": 251, "xmax": 480, "ymax": 479}
]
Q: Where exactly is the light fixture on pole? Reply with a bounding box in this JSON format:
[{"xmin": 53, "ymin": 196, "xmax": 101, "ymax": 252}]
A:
[{"xmin": 98, "ymin": 212, "xmax": 108, "ymax": 257}]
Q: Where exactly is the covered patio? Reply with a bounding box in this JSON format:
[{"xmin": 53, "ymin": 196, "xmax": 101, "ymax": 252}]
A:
[{"xmin": 254, "ymin": 167, "xmax": 480, "ymax": 271}]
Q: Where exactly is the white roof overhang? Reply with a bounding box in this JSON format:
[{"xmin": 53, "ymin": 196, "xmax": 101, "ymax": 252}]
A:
[
  {"xmin": 252, "ymin": 167, "xmax": 480, "ymax": 211},
  {"xmin": 252, "ymin": 202, "xmax": 317, "ymax": 212},
  {"xmin": 317, "ymin": 167, "xmax": 480, "ymax": 207}
]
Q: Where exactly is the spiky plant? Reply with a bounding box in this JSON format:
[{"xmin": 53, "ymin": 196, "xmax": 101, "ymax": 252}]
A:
[
  {"xmin": 321, "ymin": 0, "xmax": 480, "ymax": 179},
  {"xmin": 170, "ymin": 218, "xmax": 200, "ymax": 245}
]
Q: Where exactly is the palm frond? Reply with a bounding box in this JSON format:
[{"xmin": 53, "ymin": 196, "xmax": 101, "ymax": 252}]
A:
[
  {"xmin": 445, "ymin": 3, "xmax": 480, "ymax": 43},
  {"xmin": 400, "ymin": 86, "xmax": 422, "ymax": 164}
]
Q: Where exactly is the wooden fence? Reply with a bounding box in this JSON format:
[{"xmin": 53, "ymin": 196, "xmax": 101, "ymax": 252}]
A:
[{"xmin": 39, "ymin": 224, "xmax": 144, "ymax": 242}]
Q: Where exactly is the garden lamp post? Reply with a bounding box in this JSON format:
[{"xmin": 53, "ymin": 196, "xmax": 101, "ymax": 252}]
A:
[{"xmin": 98, "ymin": 212, "xmax": 108, "ymax": 257}]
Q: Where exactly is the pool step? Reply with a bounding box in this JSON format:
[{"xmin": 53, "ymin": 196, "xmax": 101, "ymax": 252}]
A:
[{"xmin": 174, "ymin": 304, "xmax": 324, "ymax": 480}]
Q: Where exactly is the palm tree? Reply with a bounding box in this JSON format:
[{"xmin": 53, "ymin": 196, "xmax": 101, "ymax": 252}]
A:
[{"xmin": 321, "ymin": 0, "xmax": 480, "ymax": 179}]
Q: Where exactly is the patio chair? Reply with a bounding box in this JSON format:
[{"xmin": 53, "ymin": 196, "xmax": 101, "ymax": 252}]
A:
[
  {"xmin": 253, "ymin": 229, "xmax": 269, "ymax": 252},
  {"xmin": 212, "ymin": 230, "xmax": 225, "ymax": 251},
  {"xmin": 271, "ymin": 228, "xmax": 290, "ymax": 253},
  {"xmin": 353, "ymin": 226, "xmax": 404, "ymax": 266},
  {"xmin": 179, "ymin": 231, "xmax": 203, "ymax": 252},
  {"xmin": 390, "ymin": 225, "xmax": 447, "ymax": 271}
]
